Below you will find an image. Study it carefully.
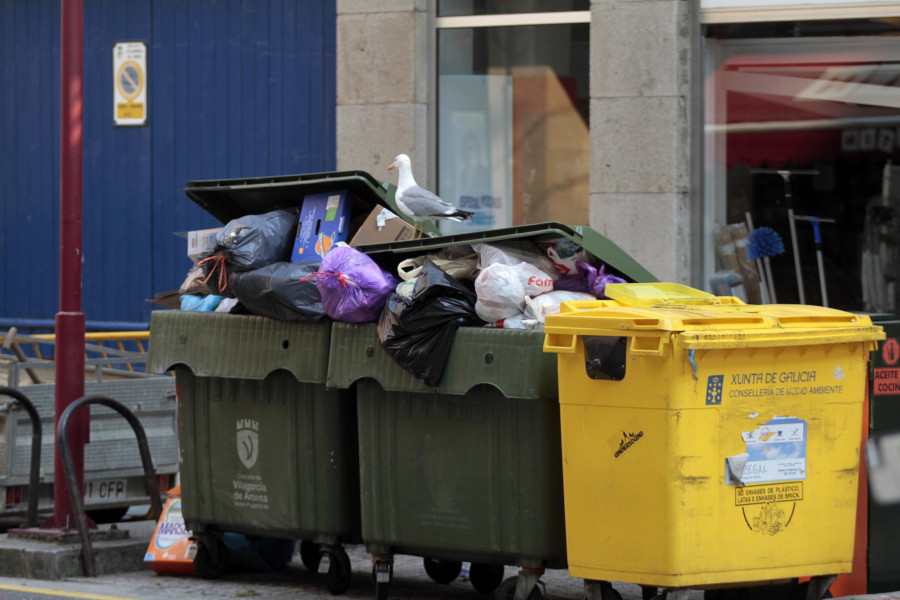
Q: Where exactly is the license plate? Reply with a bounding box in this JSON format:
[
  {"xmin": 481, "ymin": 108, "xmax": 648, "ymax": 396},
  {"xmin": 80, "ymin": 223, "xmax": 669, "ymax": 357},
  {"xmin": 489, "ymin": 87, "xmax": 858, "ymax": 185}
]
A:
[{"xmin": 84, "ymin": 479, "xmax": 127, "ymax": 501}]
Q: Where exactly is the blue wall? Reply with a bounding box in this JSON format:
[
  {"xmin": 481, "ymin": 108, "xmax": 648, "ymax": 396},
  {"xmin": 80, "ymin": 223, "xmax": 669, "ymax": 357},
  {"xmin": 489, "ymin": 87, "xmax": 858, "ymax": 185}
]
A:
[{"xmin": 0, "ymin": 0, "xmax": 336, "ymax": 327}]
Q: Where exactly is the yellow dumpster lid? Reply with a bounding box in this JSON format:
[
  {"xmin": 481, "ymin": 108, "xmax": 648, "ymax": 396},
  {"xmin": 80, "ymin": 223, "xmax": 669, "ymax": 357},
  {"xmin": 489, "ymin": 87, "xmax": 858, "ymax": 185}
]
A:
[{"xmin": 543, "ymin": 284, "xmax": 885, "ymax": 352}]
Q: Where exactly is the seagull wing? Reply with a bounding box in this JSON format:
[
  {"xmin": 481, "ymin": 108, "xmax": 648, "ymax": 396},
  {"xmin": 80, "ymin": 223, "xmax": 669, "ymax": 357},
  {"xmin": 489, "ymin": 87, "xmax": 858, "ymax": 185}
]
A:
[{"xmin": 397, "ymin": 186, "xmax": 460, "ymax": 218}]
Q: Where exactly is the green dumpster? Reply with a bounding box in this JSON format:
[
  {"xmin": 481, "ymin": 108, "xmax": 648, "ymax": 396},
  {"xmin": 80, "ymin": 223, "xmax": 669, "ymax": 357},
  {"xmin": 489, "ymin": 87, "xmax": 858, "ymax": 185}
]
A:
[
  {"xmin": 325, "ymin": 223, "xmax": 655, "ymax": 599},
  {"xmin": 867, "ymin": 314, "xmax": 900, "ymax": 593},
  {"xmin": 147, "ymin": 171, "xmax": 407, "ymax": 592}
]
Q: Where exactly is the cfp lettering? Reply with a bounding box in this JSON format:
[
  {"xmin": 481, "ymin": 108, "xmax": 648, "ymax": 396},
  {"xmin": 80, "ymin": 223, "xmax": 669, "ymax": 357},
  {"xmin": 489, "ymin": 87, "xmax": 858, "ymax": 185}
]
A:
[{"xmin": 85, "ymin": 480, "xmax": 125, "ymax": 499}]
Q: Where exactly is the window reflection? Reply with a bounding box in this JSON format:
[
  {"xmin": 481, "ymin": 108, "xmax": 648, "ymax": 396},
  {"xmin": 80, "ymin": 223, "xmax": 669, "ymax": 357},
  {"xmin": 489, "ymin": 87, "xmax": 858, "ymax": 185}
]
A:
[
  {"xmin": 438, "ymin": 24, "xmax": 589, "ymax": 234},
  {"xmin": 705, "ymin": 36, "xmax": 900, "ymax": 312}
]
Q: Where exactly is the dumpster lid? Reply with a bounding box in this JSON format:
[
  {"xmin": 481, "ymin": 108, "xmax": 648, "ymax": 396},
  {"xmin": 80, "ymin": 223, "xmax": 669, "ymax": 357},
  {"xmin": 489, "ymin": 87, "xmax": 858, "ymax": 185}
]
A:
[
  {"xmin": 544, "ymin": 284, "xmax": 885, "ymax": 350},
  {"xmin": 358, "ymin": 222, "xmax": 658, "ymax": 284},
  {"xmin": 604, "ymin": 282, "xmax": 718, "ymax": 306},
  {"xmin": 184, "ymin": 170, "xmax": 401, "ymax": 225}
]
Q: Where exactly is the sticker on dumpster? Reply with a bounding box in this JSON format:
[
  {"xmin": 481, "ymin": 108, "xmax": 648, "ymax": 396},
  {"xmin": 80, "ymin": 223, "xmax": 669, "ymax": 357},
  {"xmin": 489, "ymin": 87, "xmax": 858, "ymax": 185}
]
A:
[
  {"xmin": 725, "ymin": 416, "xmax": 807, "ymax": 486},
  {"xmin": 608, "ymin": 418, "xmax": 645, "ymax": 458},
  {"xmin": 735, "ymin": 482, "xmax": 803, "ymax": 536}
]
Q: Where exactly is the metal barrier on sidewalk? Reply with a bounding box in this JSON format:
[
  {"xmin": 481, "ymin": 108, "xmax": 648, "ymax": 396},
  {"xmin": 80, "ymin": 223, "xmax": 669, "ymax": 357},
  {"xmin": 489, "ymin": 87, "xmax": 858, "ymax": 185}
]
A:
[
  {"xmin": 0, "ymin": 386, "xmax": 41, "ymax": 527},
  {"xmin": 57, "ymin": 395, "xmax": 163, "ymax": 577}
]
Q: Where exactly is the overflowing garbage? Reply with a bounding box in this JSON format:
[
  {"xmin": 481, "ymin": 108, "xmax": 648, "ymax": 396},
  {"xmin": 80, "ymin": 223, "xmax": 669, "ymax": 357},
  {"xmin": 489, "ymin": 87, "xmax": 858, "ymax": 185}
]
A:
[{"xmin": 171, "ymin": 182, "xmax": 634, "ymax": 389}]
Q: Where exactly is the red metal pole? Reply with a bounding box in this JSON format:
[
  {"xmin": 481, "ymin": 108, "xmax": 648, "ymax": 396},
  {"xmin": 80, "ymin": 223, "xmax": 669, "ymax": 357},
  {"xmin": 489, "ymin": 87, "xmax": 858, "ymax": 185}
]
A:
[{"xmin": 51, "ymin": 0, "xmax": 87, "ymax": 531}]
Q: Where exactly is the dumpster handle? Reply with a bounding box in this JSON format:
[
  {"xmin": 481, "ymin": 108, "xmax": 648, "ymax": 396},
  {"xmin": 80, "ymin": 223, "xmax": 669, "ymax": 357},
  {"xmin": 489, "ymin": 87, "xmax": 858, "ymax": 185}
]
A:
[
  {"xmin": 0, "ymin": 387, "xmax": 42, "ymax": 528},
  {"xmin": 57, "ymin": 394, "xmax": 163, "ymax": 577},
  {"xmin": 628, "ymin": 334, "xmax": 668, "ymax": 357},
  {"xmin": 543, "ymin": 333, "xmax": 577, "ymax": 354}
]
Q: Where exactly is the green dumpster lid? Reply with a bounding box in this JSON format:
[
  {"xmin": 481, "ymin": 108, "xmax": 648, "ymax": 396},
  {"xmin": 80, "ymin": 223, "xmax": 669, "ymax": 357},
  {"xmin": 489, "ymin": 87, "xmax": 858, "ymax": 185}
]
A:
[
  {"xmin": 184, "ymin": 170, "xmax": 404, "ymax": 225},
  {"xmin": 358, "ymin": 221, "xmax": 658, "ymax": 284}
]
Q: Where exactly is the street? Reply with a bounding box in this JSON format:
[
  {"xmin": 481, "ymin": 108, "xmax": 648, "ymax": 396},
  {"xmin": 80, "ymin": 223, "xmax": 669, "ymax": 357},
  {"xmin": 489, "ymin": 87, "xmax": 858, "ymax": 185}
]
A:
[{"xmin": 0, "ymin": 543, "xmax": 669, "ymax": 600}]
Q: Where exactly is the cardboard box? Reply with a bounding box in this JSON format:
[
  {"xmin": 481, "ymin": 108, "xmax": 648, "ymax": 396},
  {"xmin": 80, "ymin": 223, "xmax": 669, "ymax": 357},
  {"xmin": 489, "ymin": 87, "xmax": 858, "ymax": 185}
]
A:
[
  {"xmin": 292, "ymin": 190, "xmax": 354, "ymax": 261},
  {"xmin": 349, "ymin": 207, "xmax": 417, "ymax": 246},
  {"xmin": 187, "ymin": 227, "xmax": 222, "ymax": 263}
]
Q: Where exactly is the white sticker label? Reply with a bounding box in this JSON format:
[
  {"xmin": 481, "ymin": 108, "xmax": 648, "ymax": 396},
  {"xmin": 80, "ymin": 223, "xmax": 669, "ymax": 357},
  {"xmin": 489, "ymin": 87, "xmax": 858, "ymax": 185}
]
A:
[{"xmin": 727, "ymin": 416, "xmax": 807, "ymax": 485}]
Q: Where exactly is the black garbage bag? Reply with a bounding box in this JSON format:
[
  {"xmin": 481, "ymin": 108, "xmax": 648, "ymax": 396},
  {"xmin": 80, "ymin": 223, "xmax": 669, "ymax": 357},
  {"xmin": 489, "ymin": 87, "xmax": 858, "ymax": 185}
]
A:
[
  {"xmin": 198, "ymin": 208, "xmax": 298, "ymax": 295},
  {"xmin": 228, "ymin": 261, "xmax": 328, "ymax": 322},
  {"xmin": 377, "ymin": 259, "xmax": 484, "ymax": 389}
]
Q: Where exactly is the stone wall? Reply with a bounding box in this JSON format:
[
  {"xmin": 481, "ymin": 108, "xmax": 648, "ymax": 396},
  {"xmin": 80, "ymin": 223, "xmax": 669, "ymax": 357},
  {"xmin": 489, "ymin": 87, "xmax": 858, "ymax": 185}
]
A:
[
  {"xmin": 336, "ymin": 0, "xmax": 431, "ymax": 187},
  {"xmin": 335, "ymin": 0, "xmax": 700, "ymax": 283}
]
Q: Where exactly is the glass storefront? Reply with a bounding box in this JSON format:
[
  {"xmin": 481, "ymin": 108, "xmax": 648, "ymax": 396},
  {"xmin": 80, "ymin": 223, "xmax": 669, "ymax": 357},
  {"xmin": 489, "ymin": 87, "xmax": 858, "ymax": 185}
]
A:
[
  {"xmin": 436, "ymin": 4, "xmax": 590, "ymax": 234},
  {"xmin": 704, "ymin": 20, "xmax": 900, "ymax": 311}
]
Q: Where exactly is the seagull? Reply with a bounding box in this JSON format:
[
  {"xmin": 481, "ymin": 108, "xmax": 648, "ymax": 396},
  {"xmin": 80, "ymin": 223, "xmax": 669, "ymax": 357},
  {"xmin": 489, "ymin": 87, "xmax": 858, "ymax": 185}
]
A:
[{"xmin": 388, "ymin": 153, "xmax": 474, "ymax": 238}]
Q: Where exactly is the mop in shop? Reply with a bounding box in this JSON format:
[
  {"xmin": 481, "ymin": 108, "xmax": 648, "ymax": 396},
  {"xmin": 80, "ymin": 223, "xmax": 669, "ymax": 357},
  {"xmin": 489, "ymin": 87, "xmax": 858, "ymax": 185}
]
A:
[
  {"xmin": 745, "ymin": 221, "xmax": 785, "ymax": 303},
  {"xmin": 750, "ymin": 168, "xmax": 819, "ymax": 304}
]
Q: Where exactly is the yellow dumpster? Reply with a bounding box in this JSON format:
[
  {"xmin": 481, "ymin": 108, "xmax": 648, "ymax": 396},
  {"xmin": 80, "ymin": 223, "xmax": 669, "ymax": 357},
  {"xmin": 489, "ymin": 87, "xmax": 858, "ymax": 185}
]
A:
[{"xmin": 543, "ymin": 283, "xmax": 884, "ymax": 592}]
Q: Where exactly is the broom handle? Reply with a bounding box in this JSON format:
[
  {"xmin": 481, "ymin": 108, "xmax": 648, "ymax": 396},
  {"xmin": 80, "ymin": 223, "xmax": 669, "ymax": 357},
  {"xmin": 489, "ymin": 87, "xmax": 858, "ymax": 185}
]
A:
[
  {"xmin": 744, "ymin": 212, "xmax": 771, "ymax": 304},
  {"xmin": 763, "ymin": 256, "xmax": 777, "ymax": 304},
  {"xmin": 788, "ymin": 207, "xmax": 806, "ymax": 305}
]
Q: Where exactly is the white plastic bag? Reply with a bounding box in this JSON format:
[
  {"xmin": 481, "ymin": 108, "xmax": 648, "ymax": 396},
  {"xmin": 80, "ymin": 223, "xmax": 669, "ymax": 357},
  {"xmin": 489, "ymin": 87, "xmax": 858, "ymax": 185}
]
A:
[
  {"xmin": 523, "ymin": 291, "xmax": 595, "ymax": 323},
  {"xmin": 509, "ymin": 262, "xmax": 555, "ymax": 297},
  {"xmin": 493, "ymin": 314, "xmax": 543, "ymax": 330},
  {"xmin": 474, "ymin": 263, "xmax": 526, "ymax": 322},
  {"xmin": 472, "ymin": 242, "xmax": 558, "ymax": 280}
]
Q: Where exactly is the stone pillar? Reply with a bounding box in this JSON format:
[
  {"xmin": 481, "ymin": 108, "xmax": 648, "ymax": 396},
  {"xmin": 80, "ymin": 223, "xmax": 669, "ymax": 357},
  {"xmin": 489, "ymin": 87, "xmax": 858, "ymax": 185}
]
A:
[
  {"xmin": 589, "ymin": 0, "xmax": 700, "ymax": 284},
  {"xmin": 336, "ymin": 0, "xmax": 432, "ymax": 187}
]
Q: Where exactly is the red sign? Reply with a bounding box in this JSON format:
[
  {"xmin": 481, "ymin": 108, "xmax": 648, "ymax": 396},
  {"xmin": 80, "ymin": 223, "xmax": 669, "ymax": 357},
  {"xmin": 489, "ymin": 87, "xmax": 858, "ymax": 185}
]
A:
[
  {"xmin": 884, "ymin": 338, "xmax": 899, "ymax": 366},
  {"xmin": 874, "ymin": 368, "xmax": 900, "ymax": 396}
]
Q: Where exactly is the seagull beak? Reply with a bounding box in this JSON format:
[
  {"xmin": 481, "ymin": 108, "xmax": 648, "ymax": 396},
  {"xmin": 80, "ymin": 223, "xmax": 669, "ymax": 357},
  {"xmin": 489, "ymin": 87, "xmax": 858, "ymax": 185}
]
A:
[{"xmin": 387, "ymin": 163, "xmax": 395, "ymax": 171}]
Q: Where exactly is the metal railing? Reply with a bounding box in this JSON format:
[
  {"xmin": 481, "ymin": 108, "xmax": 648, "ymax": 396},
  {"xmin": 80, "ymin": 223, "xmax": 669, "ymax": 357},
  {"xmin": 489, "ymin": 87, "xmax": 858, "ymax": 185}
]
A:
[
  {"xmin": 57, "ymin": 394, "xmax": 163, "ymax": 577},
  {"xmin": 0, "ymin": 387, "xmax": 41, "ymax": 527}
]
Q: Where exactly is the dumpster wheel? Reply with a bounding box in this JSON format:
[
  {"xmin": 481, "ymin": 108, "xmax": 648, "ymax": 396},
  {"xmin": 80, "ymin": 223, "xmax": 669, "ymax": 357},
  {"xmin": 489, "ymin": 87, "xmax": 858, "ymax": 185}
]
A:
[
  {"xmin": 423, "ymin": 558, "xmax": 463, "ymax": 584},
  {"xmin": 300, "ymin": 541, "xmax": 322, "ymax": 573},
  {"xmin": 193, "ymin": 536, "xmax": 228, "ymax": 580},
  {"xmin": 469, "ymin": 563, "xmax": 505, "ymax": 594},
  {"xmin": 324, "ymin": 546, "xmax": 352, "ymax": 595},
  {"xmin": 496, "ymin": 575, "xmax": 542, "ymax": 600}
]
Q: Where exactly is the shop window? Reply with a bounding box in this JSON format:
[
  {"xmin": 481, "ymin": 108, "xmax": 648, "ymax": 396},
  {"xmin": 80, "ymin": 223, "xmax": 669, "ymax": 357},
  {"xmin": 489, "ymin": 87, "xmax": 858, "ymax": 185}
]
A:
[
  {"xmin": 704, "ymin": 24, "xmax": 900, "ymax": 312},
  {"xmin": 436, "ymin": 3, "xmax": 590, "ymax": 233}
]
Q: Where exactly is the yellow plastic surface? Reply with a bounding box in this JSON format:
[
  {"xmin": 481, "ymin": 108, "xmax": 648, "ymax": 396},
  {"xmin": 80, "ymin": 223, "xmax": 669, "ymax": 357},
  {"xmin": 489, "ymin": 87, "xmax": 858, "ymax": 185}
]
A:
[
  {"xmin": 543, "ymin": 295, "xmax": 884, "ymax": 588},
  {"xmin": 604, "ymin": 282, "xmax": 724, "ymax": 306}
]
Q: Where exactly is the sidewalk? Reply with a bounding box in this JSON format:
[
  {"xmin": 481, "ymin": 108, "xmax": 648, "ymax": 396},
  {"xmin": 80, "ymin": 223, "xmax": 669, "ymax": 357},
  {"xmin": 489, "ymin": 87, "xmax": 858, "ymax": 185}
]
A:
[{"xmin": 0, "ymin": 517, "xmax": 896, "ymax": 600}]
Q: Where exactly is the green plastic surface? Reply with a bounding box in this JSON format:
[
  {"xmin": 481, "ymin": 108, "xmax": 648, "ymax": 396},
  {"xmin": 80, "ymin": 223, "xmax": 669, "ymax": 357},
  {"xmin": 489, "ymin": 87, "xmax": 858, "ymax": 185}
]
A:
[
  {"xmin": 354, "ymin": 380, "xmax": 566, "ymax": 567},
  {"xmin": 147, "ymin": 311, "xmax": 330, "ymax": 383},
  {"xmin": 184, "ymin": 169, "xmax": 405, "ymax": 226},
  {"xmin": 327, "ymin": 323, "xmax": 558, "ymax": 399},
  {"xmin": 148, "ymin": 310, "xmax": 360, "ymax": 542},
  {"xmin": 175, "ymin": 368, "xmax": 360, "ymax": 542},
  {"xmin": 329, "ymin": 323, "xmax": 566, "ymax": 566},
  {"xmin": 358, "ymin": 221, "xmax": 657, "ymax": 284}
]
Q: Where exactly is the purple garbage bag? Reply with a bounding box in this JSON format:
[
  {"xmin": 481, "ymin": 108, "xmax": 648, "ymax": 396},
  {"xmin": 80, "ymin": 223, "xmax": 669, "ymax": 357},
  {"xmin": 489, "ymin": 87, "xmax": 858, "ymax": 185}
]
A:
[
  {"xmin": 553, "ymin": 274, "xmax": 590, "ymax": 294},
  {"xmin": 310, "ymin": 246, "xmax": 397, "ymax": 323},
  {"xmin": 576, "ymin": 261, "xmax": 627, "ymax": 299}
]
